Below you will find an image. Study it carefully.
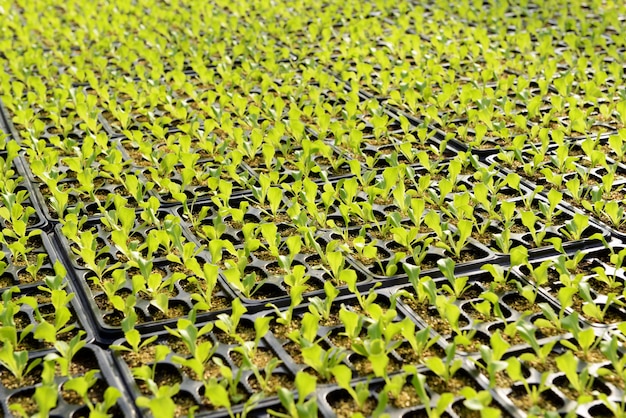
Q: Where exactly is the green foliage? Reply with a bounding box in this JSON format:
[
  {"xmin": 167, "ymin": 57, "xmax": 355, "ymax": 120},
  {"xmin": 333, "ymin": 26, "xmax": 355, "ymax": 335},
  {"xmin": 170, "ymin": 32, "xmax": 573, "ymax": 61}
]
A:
[{"xmin": 4, "ymin": 1, "xmax": 626, "ymax": 416}]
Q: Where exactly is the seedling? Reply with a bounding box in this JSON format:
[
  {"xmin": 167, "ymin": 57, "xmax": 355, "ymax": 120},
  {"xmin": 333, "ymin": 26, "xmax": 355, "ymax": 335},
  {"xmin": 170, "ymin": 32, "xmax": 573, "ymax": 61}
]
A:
[
  {"xmin": 269, "ymin": 372, "xmax": 318, "ymax": 418},
  {"xmin": 438, "ymin": 258, "xmax": 471, "ymax": 299},
  {"xmin": 64, "ymin": 370, "xmax": 122, "ymax": 417},
  {"xmin": 10, "ymin": 360, "xmax": 57, "ymax": 417}
]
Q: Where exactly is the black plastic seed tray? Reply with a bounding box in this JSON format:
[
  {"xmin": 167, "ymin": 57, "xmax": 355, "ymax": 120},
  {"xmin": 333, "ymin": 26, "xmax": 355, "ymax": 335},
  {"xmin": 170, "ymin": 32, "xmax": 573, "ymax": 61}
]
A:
[
  {"xmin": 110, "ymin": 317, "xmax": 293, "ymax": 418},
  {"xmin": 485, "ymin": 147, "xmax": 626, "ymax": 243},
  {"xmin": 0, "ymin": 344, "xmax": 137, "ymax": 417},
  {"xmin": 50, "ymin": 215, "xmax": 237, "ymax": 344},
  {"xmin": 512, "ymin": 242, "xmax": 626, "ymax": 329}
]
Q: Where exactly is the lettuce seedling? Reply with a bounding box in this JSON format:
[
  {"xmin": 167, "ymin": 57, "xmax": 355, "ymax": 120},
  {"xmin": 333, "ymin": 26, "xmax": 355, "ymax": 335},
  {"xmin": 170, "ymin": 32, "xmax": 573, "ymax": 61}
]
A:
[
  {"xmin": 516, "ymin": 322, "xmax": 557, "ymax": 366},
  {"xmin": 10, "ymin": 359, "xmax": 57, "ymax": 417},
  {"xmin": 44, "ymin": 331, "xmax": 87, "ymax": 376},
  {"xmin": 438, "ymin": 258, "xmax": 471, "ymax": 299},
  {"xmin": 65, "ymin": 370, "xmax": 122, "ymax": 418},
  {"xmin": 406, "ymin": 369, "xmax": 454, "ymax": 418},
  {"xmin": 308, "ymin": 281, "xmax": 339, "ymax": 322},
  {"xmin": 578, "ymin": 282, "xmax": 624, "ymax": 323},
  {"xmin": 0, "ymin": 341, "xmax": 42, "ymax": 386},
  {"xmin": 215, "ymin": 298, "xmax": 247, "ymax": 344},
  {"xmin": 399, "ymin": 318, "xmax": 440, "ymax": 362},
  {"xmin": 425, "ymin": 211, "xmax": 473, "ymax": 259},
  {"xmin": 136, "ymin": 382, "xmax": 179, "ymax": 418},
  {"xmin": 473, "ymin": 331, "xmax": 509, "ymax": 388},
  {"xmin": 269, "ymin": 372, "xmax": 317, "ymax": 418},
  {"xmin": 301, "ymin": 341, "xmax": 347, "ymax": 382},
  {"xmin": 111, "ymin": 308, "xmax": 157, "ymax": 356},
  {"xmin": 555, "ymin": 351, "xmax": 595, "ymax": 402},
  {"xmin": 424, "ymin": 343, "xmax": 463, "ymax": 386},
  {"xmin": 333, "ymin": 365, "xmax": 372, "ymax": 413}
]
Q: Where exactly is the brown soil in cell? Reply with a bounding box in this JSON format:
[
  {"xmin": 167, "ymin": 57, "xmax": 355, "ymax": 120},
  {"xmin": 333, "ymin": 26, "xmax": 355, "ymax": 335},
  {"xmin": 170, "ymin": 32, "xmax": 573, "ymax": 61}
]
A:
[
  {"xmin": 0, "ymin": 273, "xmax": 14, "ymax": 288},
  {"xmin": 33, "ymin": 293, "xmax": 52, "ymax": 305},
  {"xmin": 316, "ymin": 158, "xmax": 351, "ymax": 175},
  {"xmin": 458, "ymin": 391, "xmax": 509, "ymax": 418},
  {"xmin": 420, "ymin": 257, "xmax": 438, "ymax": 271},
  {"xmin": 14, "ymin": 312, "xmax": 31, "ymax": 330},
  {"xmin": 455, "ymin": 334, "xmax": 490, "ymax": 354},
  {"xmin": 327, "ymin": 333, "xmax": 352, "ymax": 350},
  {"xmin": 569, "ymin": 295, "xmax": 626, "ymax": 324},
  {"xmin": 574, "ymin": 348, "xmax": 605, "ymax": 364},
  {"xmin": 230, "ymin": 347, "xmax": 275, "ymax": 368},
  {"xmin": 462, "ymin": 303, "xmax": 490, "ymax": 322},
  {"xmin": 65, "ymin": 350, "xmax": 99, "ymax": 376},
  {"xmin": 395, "ymin": 342, "xmax": 443, "ymax": 365},
  {"xmin": 351, "ymin": 252, "xmax": 378, "ymax": 267},
  {"xmin": 364, "ymin": 137, "xmax": 394, "ymax": 146},
  {"xmin": 509, "ymin": 223, "xmax": 527, "ymax": 234},
  {"xmin": 390, "ymin": 384, "xmax": 422, "ymax": 409},
  {"xmin": 602, "ymin": 189, "xmax": 626, "ymax": 201},
  {"xmin": 332, "ymin": 397, "xmax": 376, "ymax": 418},
  {"xmin": 373, "ymin": 195, "xmax": 395, "ymax": 205},
  {"xmin": 173, "ymin": 392, "xmax": 203, "ymax": 417},
  {"xmin": 244, "ymin": 156, "xmax": 266, "ymax": 168},
  {"xmin": 104, "ymin": 310, "xmax": 124, "ymax": 326},
  {"xmin": 601, "ymin": 372, "xmax": 625, "ymax": 390},
  {"xmin": 505, "ymin": 294, "xmax": 542, "ymax": 314},
  {"xmin": 598, "ymin": 214, "xmax": 626, "ymax": 232},
  {"xmin": 328, "ymin": 215, "xmax": 366, "ymax": 228},
  {"xmin": 271, "ymin": 318, "xmax": 303, "ymax": 340},
  {"xmin": 17, "ymin": 269, "xmax": 50, "ymax": 284},
  {"xmin": 254, "ymin": 249, "xmax": 284, "ymax": 261},
  {"xmin": 94, "ymin": 291, "xmax": 128, "ymax": 311},
  {"xmin": 278, "ymin": 225, "xmax": 298, "ymax": 237},
  {"xmin": 454, "ymin": 249, "xmax": 484, "ymax": 264},
  {"xmin": 208, "ymin": 296, "xmax": 232, "ymax": 311},
  {"xmin": 122, "ymin": 345, "xmax": 158, "ymax": 368},
  {"xmin": 554, "ymin": 380, "xmax": 581, "ymax": 401},
  {"xmin": 213, "ymin": 326, "xmax": 256, "ymax": 345},
  {"xmin": 15, "ymin": 334, "xmax": 49, "ymax": 351},
  {"xmin": 471, "ymin": 231, "xmax": 493, "ymax": 245},
  {"xmin": 137, "ymin": 367, "xmax": 183, "ymax": 396},
  {"xmin": 62, "ymin": 378, "xmax": 107, "ymax": 405},
  {"xmin": 588, "ymin": 277, "xmax": 622, "ymax": 295},
  {"xmin": 301, "ymin": 280, "xmax": 324, "ymax": 293},
  {"xmin": 266, "ymin": 264, "xmax": 286, "ymax": 276},
  {"xmin": 310, "ymin": 305, "xmax": 339, "ymax": 324},
  {"xmin": 123, "ymin": 147, "xmax": 152, "ymax": 167},
  {"xmin": 10, "ymin": 253, "xmax": 50, "ymax": 268},
  {"xmin": 161, "ymin": 334, "xmax": 195, "ymax": 357},
  {"xmin": 426, "ymin": 373, "xmax": 478, "ymax": 394},
  {"xmin": 248, "ymin": 373, "xmax": 294, "ymax": 394},
  {"xmin": 534, "ymin": 325, "xmax": 564, "ymax": 338},
  {"xmin": 491, "ymin": 370, "xmax": 514, "ymax": 388},
  {"xmin": 94, "ymin": 189, "xmax": 111, "ymax": 202},
  {"xmin": 458, "ymin": 285, "xmax": 482, "ymax": 300},
  {"xmin": 62, "ymin": 387, "xmax": 83, "ymax": 405},
  {"xmin": 8, "ymin": 393, "xmax": 38, "ymax": 416},
  {"xmin": 178, "ymin": 282, "xmax": 230, "ymax": 311},
  {"xmin": 403, "ymin": 299, "xmax": 455, "ymax": 336},
  {"xmin": 180, "ymin": 358, "xmax": 222, "ymax": 382},
  {"xmin": 168, "ymin": 263, "xmax": 195, "ymax": 276},
  {"xmin": 148, "ymin": 304, "xmax": 190, "ymax": 321},
  {"xmin": 351, "ymin": 354, "xmax": 403, "ymax": 376},
  {"xmin": 258, "ymin": 211, "xmax": 291, "ymax": 224},
  {"xmin": 1, "ymin": 367, "xmax": 42, "ymax": 389},
  {"xmin": 282, "ymin": 341, "xmax": 303, "ymax": 365},
  {"xmin": 525, "ymin": 353, "xmax": 558, "ymax": 374}
]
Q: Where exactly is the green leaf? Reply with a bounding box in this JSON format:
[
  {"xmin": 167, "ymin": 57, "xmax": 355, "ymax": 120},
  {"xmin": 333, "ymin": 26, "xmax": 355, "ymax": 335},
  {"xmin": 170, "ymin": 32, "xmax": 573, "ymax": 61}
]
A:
[
  {"xmin": 34, "ymin": 321, "xmax": 56, "ymax": 343},
  {"xmin": 295, "ymin": 371, "xmax": 317, "ymax": 400},
  {"xmin": 205, "ymin": 380, "xmax": 231, "ymax": 409}
]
